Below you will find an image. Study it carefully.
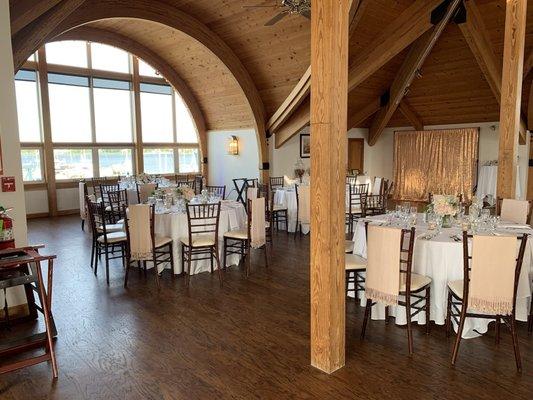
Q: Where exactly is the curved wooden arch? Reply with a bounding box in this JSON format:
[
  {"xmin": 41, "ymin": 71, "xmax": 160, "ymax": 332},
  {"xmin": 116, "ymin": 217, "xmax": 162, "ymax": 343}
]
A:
[
  {"xmin": 53, "ymin": 26, "xmax": 208, "ymax": 170},
  {"xmin": 11, "ymin": 0, "xmax": 268, "ymax": 172}
]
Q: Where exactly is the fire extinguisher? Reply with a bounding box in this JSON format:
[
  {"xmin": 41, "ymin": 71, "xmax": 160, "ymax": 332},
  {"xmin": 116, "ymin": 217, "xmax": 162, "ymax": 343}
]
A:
[{"xmin": 0, "ymin": 207, "xmax": 15, "ymax": 249}]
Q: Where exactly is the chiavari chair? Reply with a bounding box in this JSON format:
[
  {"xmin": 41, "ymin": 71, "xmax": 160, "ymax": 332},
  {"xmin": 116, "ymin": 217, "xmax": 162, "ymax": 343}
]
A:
[
  {"xmin": 123, "ymin": 204, "xmax": 174, "ymax": 289},
  {"xmin": 177, "ymin": 180, "xmax": 195, "ymax": 189},
  {"xmin": 346, "ymin": 183, "xmax": 368, "ymax": 235},
  {"xmin": 446, "ymin": 231, "xmax": 528, "ymax": 371},
  {"xmin": 361, "ymin": 226, "xmax": 432, "ymax": 355},
  {"xmin": 86, "ymin": 198, "xmax": 126, "ymax": 285},
  {"xmin": 346, "ymin": 175, "xmax": 358, "ymax": 185},
  {"xmin": 205, "ymin": 185, "xmax": 226, "ymax": 200},
  {"xmin": 223, "ymin": 197, "xmax": 269, "ymax": 276},
  {"xmin": 80, "ymin": 180, "xmax": 90, "ymax": 231},
  {"xmin": 269, "ymin": 176, "xmax": 284, "ymax": 191},
  {"xmin": 495, "ymin": 198, "xmax": 533, "ymax": 224},
  {"xmin": 371, "ymin": 177, "xmax": 384, "ymax": 195},
  {"xmin": 174, "ymin": 174, "xmax": 190, "ymax": 183},
  {"xmin": 270, "ymin": 187, "xmax": 288, "ymax": 232},
  {"xmin": 181, "ymin": 203, "xmax": 223, "ymax": 287},
  {"xmin": 365, "ymin": 194, "xmax": 387, "ymax": 216},
  {"xmin": 136, "ymin": 183, "xmax": 157, "ymax": 204},
  {"xmin": 345, "ymin": 223, "xmax": 368, "ymax": 299},
  {"xmin": 294, "ymin": 184, "xmax": 310, "ymax": 238},
  {"xmin": 193, "ymin": 175, "xmax": 204, "ymax": 195},
  {"xmin": 107, "ymin": 189, "xmax": 128, "ymax": 224}
]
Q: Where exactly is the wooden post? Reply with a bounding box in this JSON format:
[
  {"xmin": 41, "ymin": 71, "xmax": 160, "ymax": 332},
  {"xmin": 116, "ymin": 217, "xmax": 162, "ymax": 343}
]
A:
[
  {"xmin": 497, "ymin": 0, "xmax": 527, "ymax": 199},
  {"xmin": 310, "ymin": 0, "xmax": 348, "ymax": 373},
  {"xmin": 132, "ymin": 57, "xmax": 144, "ymax": 174}
]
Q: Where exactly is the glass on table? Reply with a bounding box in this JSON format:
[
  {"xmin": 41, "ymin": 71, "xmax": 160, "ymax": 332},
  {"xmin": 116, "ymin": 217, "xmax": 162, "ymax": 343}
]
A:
[
  {"xmin": 427, "ymin": 213, "xmax": 437, "ymax": 231},
  {"xmin": 480, "ymin": 208, "xmax": 490, "ymax": 221}
]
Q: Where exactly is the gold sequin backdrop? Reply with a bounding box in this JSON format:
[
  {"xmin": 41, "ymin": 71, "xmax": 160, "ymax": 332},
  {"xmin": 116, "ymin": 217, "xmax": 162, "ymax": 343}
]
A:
[{"xmin": 393, "ymin": 128, "xmax": 479, "ymax": 201}]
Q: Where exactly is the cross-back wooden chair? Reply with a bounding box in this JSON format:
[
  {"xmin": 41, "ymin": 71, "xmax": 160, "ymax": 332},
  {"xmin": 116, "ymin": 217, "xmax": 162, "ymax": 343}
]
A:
[
  {"xmin": 346, "ymin": 183, "xmax": 368, "ymax": 235},
  {"xmin": 205, "ymin": 185, "xmax": 226, "ymax": 200},
  {"xmin": 361, "ymin": 226, "xmax": 431, "ymax": 355},
  {"xmin": 446, "ymin": 231, "xmax": 528, "ymax": 371},
  {"xmin": 181, "ymin": 203, "xmax": 222, "ymax": 287},
  {"xmin": 86, "ymin": 197, "xmax": 126, "ymax": 285},
  {"xmin": 222, "ymin": 197, "xmax": 269, "ymax": 277},
  {"xmin": 232, "ymin": 178, "xmax": 257, "ymax": 206},
  {"xmin": 269, "ymin": 176, "xmax": 284, "ymax": 191},
  {"xmin": 136, "ymin": 183, "xmax": 157, "ymax": 204},
  {"xmin": 123, "ymin": 204, "xmax": 174, "ymax": 289}
]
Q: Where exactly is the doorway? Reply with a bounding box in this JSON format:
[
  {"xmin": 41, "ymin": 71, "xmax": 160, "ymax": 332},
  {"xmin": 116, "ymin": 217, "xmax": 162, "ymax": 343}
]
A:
[{"xmin": 348, "ymin": 138, "xmax": 364, "ymax": 174}]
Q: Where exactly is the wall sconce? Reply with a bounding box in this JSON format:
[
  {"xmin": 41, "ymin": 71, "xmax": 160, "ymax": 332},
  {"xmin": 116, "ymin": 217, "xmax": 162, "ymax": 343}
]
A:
[{"xmin": 228, "ymin": 135, "xmax": 239, "ymax": 155}]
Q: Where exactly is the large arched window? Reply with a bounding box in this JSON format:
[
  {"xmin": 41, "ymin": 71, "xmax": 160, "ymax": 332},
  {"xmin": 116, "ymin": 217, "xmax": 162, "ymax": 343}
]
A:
[{"xmin": 15, "ymin": 40, "xmax": 200, "ymax": 182}]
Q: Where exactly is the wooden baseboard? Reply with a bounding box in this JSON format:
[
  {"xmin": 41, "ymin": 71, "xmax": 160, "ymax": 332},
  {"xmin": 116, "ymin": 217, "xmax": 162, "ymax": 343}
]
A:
[
  {"xmin": 27, "ymin": 212, "xmax": 50, "ymax": 219},
  {"xmin": 27, "ymin": 208, "xmax": 80, "ymax": 219}
]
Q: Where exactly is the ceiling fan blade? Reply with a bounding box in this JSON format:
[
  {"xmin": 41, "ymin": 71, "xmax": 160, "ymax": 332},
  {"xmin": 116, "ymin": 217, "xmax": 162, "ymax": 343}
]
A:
[{"xmin": 265, "ymin": 12, "xmax": 288, "ymax": 26}]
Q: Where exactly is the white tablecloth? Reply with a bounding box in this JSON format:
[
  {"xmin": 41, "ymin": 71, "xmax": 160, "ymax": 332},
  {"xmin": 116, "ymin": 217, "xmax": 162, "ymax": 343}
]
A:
[
  {"xmin": 273, "ymin": 189, "xmax": 308, "ymax": 234},
  {"xmin": 153, "ymin": 201, "xmax": 247, "ymax": 275},
  {"xmin": 352, "ymin": 214, "xmax": 533, "ymax": 339},
  {"xmin": 476, "ymin": 165, "xmax": 522, "ymax": 201}
]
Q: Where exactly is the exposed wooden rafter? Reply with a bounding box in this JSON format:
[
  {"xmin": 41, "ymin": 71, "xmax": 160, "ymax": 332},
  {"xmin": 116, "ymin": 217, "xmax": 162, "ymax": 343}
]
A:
[
  {"xmin": 398, "ymin": 99, "xmax": 424, "ymax": 131},
  {"xmin": 266, "ymin": 0, "xmax": 369, "ymax": 135},
  {"xmin": 272, "ymin": 0, "xmax": 443, "ymax": 144},
  {"xmin": 9, "ymin": 0, "xmax": 63, "ymax": 35},
  {"xmin": 368, "ymin": 0, "xmax": 462, "ymax": 146},
  {"xmin": 458, "ymin": 0, "xmax": 527, "ymax": 144},
  {"xmin": 347, "ymin": 99, "xmax": 381, "ymax": 132}
]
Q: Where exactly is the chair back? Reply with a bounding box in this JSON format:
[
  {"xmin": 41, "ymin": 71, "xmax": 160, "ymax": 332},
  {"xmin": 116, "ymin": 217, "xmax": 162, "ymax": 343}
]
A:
[
  {"xmin": 123, "ymin": 204, "xmax": 155, "ymax": 260},
  {"xmin": 461, "ymin": 231, "xmax": 528, "ymax": 315},
  {"xmin": 185, "ymin": 202, "xmax": 221, "ymax": 245},
  {"xmin": 137, "ymin": 183, "xmax": 157, "ymax": 204},
  {"xmin": 107, "ymin": 189, "xmax": 128, "ymax": 221},
  {"xmin": 347, "ymin": 183, "xmax": 368, "ymax": 216},
  {"xmin": 269, "ymin": 176, "xmax": 284, "ymax": 190},
  {"xmin": 205, "ymin": 185, "xmax": 226, "ymax": 200},
  {"xmin": 497, "ymin": 198, "xmax": 531, "ymax": 224},
  {"xmin": 79, "ymin": 181, "xmax": 89, "ymax": 220},
  {"xmin": 175, "ymin": 174, "xmax": 190, "ymax": 183},
  {"xmin": 247, "ymin": 197, "xmax": 266, "ymax": 249},
  {"xmin": 372, "ymin": 177, "xmax": 383, "ymax": 195},
  {"xmin": 295, "ymin": 184, "xmax": 310, "ymax": 224},
  {"xmin": 86, "ymin": 196, "xmax": 104, "ymax": 237},
  {"xmin": 100, "ymin": 183, "xmax": 120, "ymax": 204},
  {"xmin": 346, "ymin": 175, "xmax": 358, "ymax": 185},
  {"xmin": 194, "ymin": 175, "xmax": 204, "ymax": 194},
  {"xmin": 177, "ymin": 180, "xmax": 195, "ymax": 189},
  {"xmin": 366, "ymin": 194, "xmax": 387, "ymax": 215},
  {"xmin": 365, "ymin": 224, "xmax": 415, "ymax": 305}
]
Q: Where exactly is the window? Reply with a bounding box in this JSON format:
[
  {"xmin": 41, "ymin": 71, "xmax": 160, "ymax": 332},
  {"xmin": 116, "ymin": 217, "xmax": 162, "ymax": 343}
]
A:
[
  {"xmin": 98, "ymin": 149, "xmax": 133, "ymax": 176},
  {"xmin": 178, "ymin": 148, "xmax": 199, "ymax": 173},
  {"xmin": 141, "ymin": 84, "xmax": 173, "ymax": 143},
  {"xmin": 143, "ymin": 149, "xmax": 174, "ymax": 174},
  {"xmin": 93, "ymin": 79, "xmax": 133, "ymax": 143},
  {"xmin": 138, "ymin": 59, "xmax": 159, "ymax": 77},
  {"xmin": 54, "ymin": 149, "xmax": 93, "ymax": 180},
  {"xmin": 45, "ymin": 41, "xmax": 87, "ymax": 68},
  {"xmin": 21, "ymin": 149, "xmax": 43, "ymax": 181},
  {"xmin": 175, "ymin": 94, "xmax": 198, "ymax": 143},
  {"xmin": 14, "ymin": 70, "xmax": 41, "ymax": 142},
  {"xmin": 91, "ymin": 43, "xmax": 130, "ymax": 73},
  {"xmin": 48, "ymin": 74, "xmax": 92, "ymax": 142}
]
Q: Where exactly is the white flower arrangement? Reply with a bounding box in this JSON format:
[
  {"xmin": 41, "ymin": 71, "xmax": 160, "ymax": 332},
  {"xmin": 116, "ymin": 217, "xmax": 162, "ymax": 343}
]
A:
[
  {"xmin": 176, "ymin": 186, "xmax": 195, "ymax": 201},
  {"xmin": 432, "ymin": 195, "xmax": 458, "ymax": 217}
]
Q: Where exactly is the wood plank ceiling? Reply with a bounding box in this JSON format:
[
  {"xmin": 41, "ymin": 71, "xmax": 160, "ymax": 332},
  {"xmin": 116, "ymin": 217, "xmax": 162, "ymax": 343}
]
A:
[{"xmin": 10, "ymin": 0, "xmax": 533, "ymax": 137}]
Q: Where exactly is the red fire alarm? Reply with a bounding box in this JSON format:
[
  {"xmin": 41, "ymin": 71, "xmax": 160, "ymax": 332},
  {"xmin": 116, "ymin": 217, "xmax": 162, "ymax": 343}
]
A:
[{"xmin": 1, "ymin": 177, "xmax": 16, "ymax": 192}]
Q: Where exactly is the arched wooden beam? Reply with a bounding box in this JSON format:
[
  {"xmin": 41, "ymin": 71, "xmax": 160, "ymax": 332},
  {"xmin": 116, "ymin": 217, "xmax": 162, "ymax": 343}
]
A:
[
  {"xmin": 53, "ymin": 26, "xmax": 208, "ymax": 173},
  {"xmin": 11, "ymin": 0, "xmax": 268, "ymax": 174}
]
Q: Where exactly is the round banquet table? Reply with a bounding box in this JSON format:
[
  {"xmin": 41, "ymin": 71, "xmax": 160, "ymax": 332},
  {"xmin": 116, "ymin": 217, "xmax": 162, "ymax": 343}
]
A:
[
  {"xmin": 476, "ymin": 165, "xmax": 523, "ymax": 203},
  {"xmin": 273, "ymin": 188, "xmax": 307, "ymax": 234},
  {"xmin": 351, "ymin": 214, "xmax": 533, "ymax": 339},
  {"xmin": 151, "ymin": 200, "xmax": 247, "ymax": 275}
]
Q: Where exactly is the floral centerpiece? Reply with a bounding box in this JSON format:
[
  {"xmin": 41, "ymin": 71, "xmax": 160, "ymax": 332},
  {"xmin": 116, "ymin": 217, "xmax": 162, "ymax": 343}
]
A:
[
  {"xmin": 175, "ymin": 186, "xmax": 195, "ymax": 202},
  {"xmin": 137, "ymin": 173, "xmax": 156, "ymax": 184},
  {"xmin": 294, "ymin": 159, "xmax": 306, "ymax": 183},
  {"xmin": 432, "ymin": 195, "xmax": 458, "ymax": 228}
]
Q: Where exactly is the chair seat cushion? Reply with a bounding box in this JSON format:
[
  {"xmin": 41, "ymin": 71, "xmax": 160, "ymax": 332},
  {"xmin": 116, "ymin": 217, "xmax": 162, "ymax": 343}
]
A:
[
  {"xmin": 401, "ymin": 273, "xmax": 432, "ymax": 292},
  {"xmin": 448, "ymin": 280, "xmax": 464, "ymax": 299},
  {"xmin": 224, "ymin": 229, "xmax": 248, "ymax": 240},
  {"xmin": 97, "ymin": 223, "xmax": 123, "ymax": 233},
  {"xmin": 97, "ymin": 231, "xmax": 126, "ymax": 243},
  {"xmin": 155, "ymin": 236, "xmax": 173, "ymax": 248},
  {"xmin": 345, "ymin": 254, "xmax": 367, "ymax": 271},
  {"xmin": 273, "ymin": 205, "xmax": 287, "ymax": 212},
  {"xmin": 345, "ymin": 240, "xmax": 354, "ymax": 254},
  {"xmin": 180, "ymin": 235, "xmax": 215, "ymax": 247}
]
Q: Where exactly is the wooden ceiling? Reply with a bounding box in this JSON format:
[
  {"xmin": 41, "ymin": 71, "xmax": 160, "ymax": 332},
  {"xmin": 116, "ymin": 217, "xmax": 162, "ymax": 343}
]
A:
[{"xmin": 9, "ymin": 0, "xmax": 533, "ymax": 140}]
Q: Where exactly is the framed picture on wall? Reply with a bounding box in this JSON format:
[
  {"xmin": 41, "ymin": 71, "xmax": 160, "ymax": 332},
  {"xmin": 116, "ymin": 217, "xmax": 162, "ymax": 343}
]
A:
[{"xmin": 300, "ymin": 134, "xmax": 310, "ymax": 158}]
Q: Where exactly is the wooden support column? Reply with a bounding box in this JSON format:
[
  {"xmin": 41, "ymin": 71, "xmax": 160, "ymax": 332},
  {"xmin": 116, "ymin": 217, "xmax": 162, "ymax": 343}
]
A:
[
  {"xmin": 310, "ymin": 0, "xmax": 348, "ymax": 374},
  {"xmin": 37, "ymin": 48, "xmax": 57, "ymax": 217},
  {"xmin": 132, "ymin": 57, "xmax": 144, "ymax": 174},
  {"xmin": 497, "ymin": 0, "xmax": 527, "ymax": 199}
]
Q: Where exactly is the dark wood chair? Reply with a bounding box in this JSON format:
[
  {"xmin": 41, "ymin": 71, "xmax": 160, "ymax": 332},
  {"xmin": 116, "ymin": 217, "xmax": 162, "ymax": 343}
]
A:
[
  {"xmin": 223, "ymin": 197, "xmax": 269, "ymax": 276},
  {"xmin": 107, "ymin": 189, "xmax": 128, "ymax": 223},
  {"xmin": 365, "ymin": 194, "xmax": 387, "ymax": 216},
  {"xmin": 232, "ymin": 178, "xmax": 257, "ymax": 206},
  {"xmin": 80, "ymin": 180, "xmax": 89, "ymax": 231},
  {"xmin": 193, "ymin": 175, "xmax": 204, "ymax": 195},
  {"xmin": 269, "ymin": 176, "xmax": 284, "ymax": 191},
  {"xmin": 345, "ymin": 223, "xmax": 368, "ymax": 299},
  {"xmin": 86, "ymin": 198, "xmax": 126, "ymax": 285},
  {"xmin": 495, "ymin": 197, "xmax": 533, "ymax": 224},
  {"xmin": 270, "ymin": 188, "xmax": 288, "ymax": 232},
  {"xmin": 177, "ymin": 180, "xmax": 195, "ymax": 189},
  {"xmin": 123, "ymin": 204, "xmax": 174, "ymax": 289},
  {"xmin": 346, "ymin": 183, "xmax": 368, "ymax": 235},
  {"xmin": 205, "ymin": 185, "xmax": 226, "ymax": 199},
  {"xmin": 446, "ymin": 231, "xmax": 528, "ymax": 371},
  {"xmin": 136, "ymin": 182, "xmax": 157, "ymax": 204},
  {"xmin": 361, "ymin": 226, "xmax": 431, "ymax": 355},
  {"xmin": 529, "ymin": 291, "xmax": 532, "ymax": 334},
  {"xmin": 346, "ymin": 175, "xmax": 358, "ymax": 185},
  {"xmin": 181, "ymin": 203, "xmax": 222, "ymax": 287},
  {"xmin": 174, "ymin": 174, "xmax": 191, "ymax": 183}
]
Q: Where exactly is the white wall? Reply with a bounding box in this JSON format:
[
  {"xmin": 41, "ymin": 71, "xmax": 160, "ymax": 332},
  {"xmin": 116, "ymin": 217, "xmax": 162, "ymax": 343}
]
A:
[
  {"xmin": 270, "ymin": 121, "xmax": 530, "ymax": 199},
  {"xmin": 208, "ymin": 129, "xmax": 259, "ymax": 200},
  {"xmin": 0, "ymin": 1, "xmax": 29, "ymax": 307}
]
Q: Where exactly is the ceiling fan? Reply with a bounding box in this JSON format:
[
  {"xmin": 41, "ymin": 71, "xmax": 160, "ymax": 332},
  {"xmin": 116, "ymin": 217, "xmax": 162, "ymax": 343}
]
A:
[{"xmin": 243, "ymin": 0, "xmax": 311, "ymax": 26}]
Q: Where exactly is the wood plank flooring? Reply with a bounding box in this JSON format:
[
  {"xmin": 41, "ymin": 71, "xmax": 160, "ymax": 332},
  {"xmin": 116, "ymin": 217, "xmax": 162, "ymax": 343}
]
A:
[{"xmin": 0, "ymin": 215, "xmax": 531, "ymax": 399}]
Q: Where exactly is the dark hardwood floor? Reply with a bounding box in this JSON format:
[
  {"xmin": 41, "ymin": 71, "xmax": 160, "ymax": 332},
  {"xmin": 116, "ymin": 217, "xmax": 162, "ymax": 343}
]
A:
[{"xmin": 0, "ymin": 215, "xmax": 531, "ymax": 399}]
